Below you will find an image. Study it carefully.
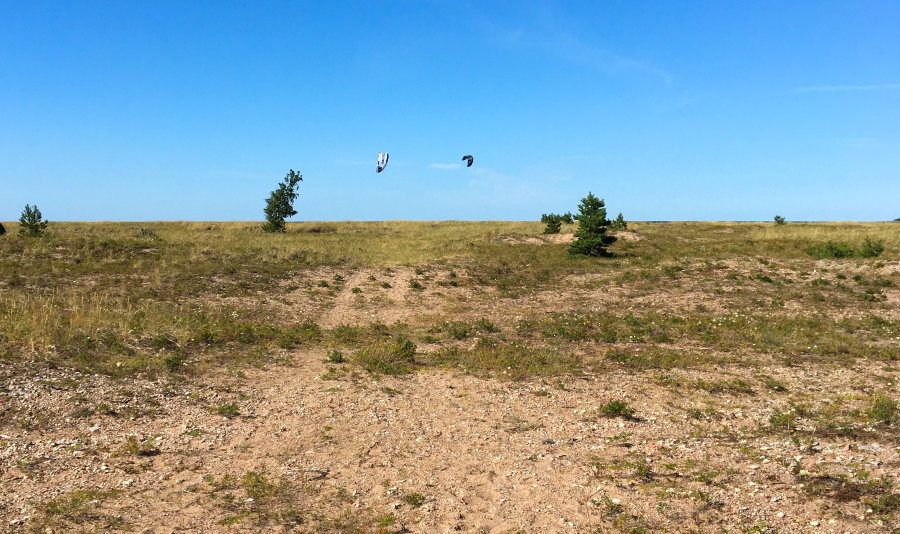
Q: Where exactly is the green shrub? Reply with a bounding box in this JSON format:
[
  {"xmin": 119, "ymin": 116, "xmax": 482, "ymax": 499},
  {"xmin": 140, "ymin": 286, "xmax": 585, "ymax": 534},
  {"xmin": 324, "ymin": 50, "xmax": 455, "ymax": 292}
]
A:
[
  {"xmin": 0, "ymin": 221, "xmax": 6, "ymax": 235},
  {"xmin": 859, "ymin": 237, "xmax": 884, "ymax": 258},
  {"xmin": 18, "ymin": 204, "xmax": 48, "ymax": 237},
  {"xmin": 773, "ymin": 215, "xmax": 786, "ymax": 225},
  {"xmin": 598, "ymin": 399, "xmax": 635, "ymax": 419},
  {"xmin": 805, "ymin": 238, "xmax": 884, "ymax": 259},
  {"xmin": 806, "ymin": 241, "xmax": 857, "ymax": 259}
]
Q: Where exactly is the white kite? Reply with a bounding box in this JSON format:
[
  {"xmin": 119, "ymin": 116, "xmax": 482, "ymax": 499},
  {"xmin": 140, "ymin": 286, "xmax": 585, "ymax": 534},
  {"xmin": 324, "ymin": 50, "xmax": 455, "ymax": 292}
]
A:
[{"xmin": 377, "ymin": 152, "xmax": 389, "ymax": 173}]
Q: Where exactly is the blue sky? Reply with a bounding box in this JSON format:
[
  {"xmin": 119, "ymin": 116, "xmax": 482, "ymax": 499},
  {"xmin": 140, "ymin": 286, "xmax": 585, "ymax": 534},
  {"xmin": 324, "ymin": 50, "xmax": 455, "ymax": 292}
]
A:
[{"xmin": 2, "ymin": 1, "xmax": 898, "ymax": 221}]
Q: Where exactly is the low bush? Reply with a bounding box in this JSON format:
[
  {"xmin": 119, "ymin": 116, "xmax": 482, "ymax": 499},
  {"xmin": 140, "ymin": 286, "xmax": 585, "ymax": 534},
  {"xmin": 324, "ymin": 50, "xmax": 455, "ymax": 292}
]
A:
[
  {"xmin": 806, "ymin": 238, "xmax": 884, "ymax": 259},
  {"xmin": 598, "ymin": 399, "xmax": 635, "ymax": 419}
]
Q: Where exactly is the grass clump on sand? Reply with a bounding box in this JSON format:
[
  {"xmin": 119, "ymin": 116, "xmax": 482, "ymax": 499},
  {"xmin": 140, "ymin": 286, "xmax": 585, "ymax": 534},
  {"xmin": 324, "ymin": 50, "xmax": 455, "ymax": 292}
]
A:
[
  {"xmin": 353, "ymin": 336, "xmax": 417, "ymax": 375},
  {"xmin": 429, "ymin": 339, "xmax": 581, "ymax": 380},
  {"xmin": 598, "ymin": 399, "xmax": 636, "ymax": 419}
]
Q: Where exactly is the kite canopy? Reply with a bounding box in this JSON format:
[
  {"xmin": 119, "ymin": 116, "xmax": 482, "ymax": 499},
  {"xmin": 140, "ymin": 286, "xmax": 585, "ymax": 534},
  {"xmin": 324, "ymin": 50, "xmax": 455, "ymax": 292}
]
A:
[
  {"xmin": 462, "ymin": 155, "xmax": 473, "ymax": 167},
  {"xmin": 377, "ymin": 152, "xmax": 389, "ymax": 173}
]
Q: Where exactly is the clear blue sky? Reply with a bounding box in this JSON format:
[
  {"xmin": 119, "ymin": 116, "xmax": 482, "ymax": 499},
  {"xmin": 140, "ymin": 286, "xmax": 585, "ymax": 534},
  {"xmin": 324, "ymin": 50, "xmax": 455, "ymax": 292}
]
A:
[{"xmin": 2, "ymin": 1, "xmax": 898, "ymax": 221}]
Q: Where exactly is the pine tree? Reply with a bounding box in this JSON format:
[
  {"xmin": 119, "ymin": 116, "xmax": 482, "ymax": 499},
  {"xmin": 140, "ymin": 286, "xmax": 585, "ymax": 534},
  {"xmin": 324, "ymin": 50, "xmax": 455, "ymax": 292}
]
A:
[
  {"xmin": 542, "ymin": 215, "xmax": 562, "ymax": 234},
  {"xmin": 567, "ymin": 192, "xmax": 616, "ymax": 256},
  {"xmin": 18, "ymin": 204, "xmax": 48, "ymax": 237},
  {"xmin": 262, "ymin": 170, "xmax": 303, "ymax": 233},
  {"xmin": 610, "ymin": 212, "xmax": 627, "ymax": 230}
]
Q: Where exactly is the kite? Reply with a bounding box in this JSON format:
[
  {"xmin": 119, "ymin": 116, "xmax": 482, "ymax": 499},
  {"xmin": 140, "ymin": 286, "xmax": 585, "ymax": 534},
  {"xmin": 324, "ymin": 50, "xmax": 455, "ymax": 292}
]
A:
[
  {"xmin": 377, "ymin": 152, "xmax": 389, "ymax": 173},
  {"xmin": 462, "ymin": 155, "xmax": 473, "ymax": 167}
]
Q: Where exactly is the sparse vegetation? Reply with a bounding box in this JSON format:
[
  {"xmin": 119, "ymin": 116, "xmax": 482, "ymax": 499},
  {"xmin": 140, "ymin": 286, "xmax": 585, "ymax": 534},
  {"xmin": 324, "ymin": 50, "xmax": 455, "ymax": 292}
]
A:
[
  {"xmin": 2, "ymin": 220, "xmax": 898, "ymax": 532},
  {"xmin": 774, "ymin": 215, "xmax": 786, "ymax": 225}
]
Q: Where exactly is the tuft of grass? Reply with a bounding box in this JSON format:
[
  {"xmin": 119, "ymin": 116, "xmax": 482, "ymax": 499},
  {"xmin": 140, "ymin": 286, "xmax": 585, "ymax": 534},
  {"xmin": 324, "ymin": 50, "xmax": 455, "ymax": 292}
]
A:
[
  {"xmin": 769, "ymin": 409, "xmax": 797, "ymax": 433},
  {"xmin": 869, "ymin": 394, "xmax": 897, "ymax": 424},
  {"xmin": 762, "ymin": 376, "xmax": 788, "ymax": 392},
  {"xmin": 211, "ymin": 403, "xmax": 240, "ymax": 418},
  {"xmin": 36, "ymin": 489, "xmax": 121, "ymax": 530},
  {"xmin": 122, "ymin": 435, "xmax": 160, "ymax": 456},
  {"xmin": 404, "ymin": 492, "xmax": 426, "ymax": 507},
  {"xmin": 694, "ymin": 378, "xmax": 754, "ymax": 395},
  {"xmin": 598, "ymin": 399, "xmax": 636, "ymax": 420},
  {"xmin": 163, "ymin": 353, "xmax": 187, "ymax": 372},
  {"xmin": 353, "ymin": 336, "xmax": 417, "ymax": 375},
  {"xmin": 430, "ymin": 340, "xmax": 581, "ymax": 380},
  {"xmin": 606, "ymin": 348, "xmax": 713, "ymax": 370}
]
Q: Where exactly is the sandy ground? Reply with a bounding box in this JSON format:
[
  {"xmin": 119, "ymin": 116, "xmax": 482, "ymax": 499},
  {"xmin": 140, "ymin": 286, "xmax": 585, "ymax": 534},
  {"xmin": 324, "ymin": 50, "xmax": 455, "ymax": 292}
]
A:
[
  {"xmin": 2, "ymin": 353, "xmax": 898, "ymax": 533},
  {"xmin": 2, "ymin": 253, "xmax": 899, "ymax": 532}
]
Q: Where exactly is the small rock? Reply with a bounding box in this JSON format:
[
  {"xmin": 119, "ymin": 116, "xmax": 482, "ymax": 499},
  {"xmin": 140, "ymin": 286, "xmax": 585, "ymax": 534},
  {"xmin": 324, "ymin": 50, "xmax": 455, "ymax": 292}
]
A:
[
  {"xmin": 810, "ymin": 520, "xmax": 819, "ymax": 526},
  {"xmin": 776, "ymin": 512, "xmax": 785, "ymax": 518}
]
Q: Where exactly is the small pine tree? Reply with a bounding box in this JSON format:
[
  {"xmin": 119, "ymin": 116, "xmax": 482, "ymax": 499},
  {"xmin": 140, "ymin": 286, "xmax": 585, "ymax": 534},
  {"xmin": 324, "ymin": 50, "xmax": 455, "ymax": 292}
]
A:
[
  {"xmin": 0, "ymin": 222, "xmax": 6, "ymax": 235},
  {"xmin": 262, "ymin": 170, "xmax": 303, "ymax": 233},
  {"xmin": 774, "ymin": 215, "xmax": 786, "ymax": 225},
  {"xmin": 610, "ymin": 212, "xmax": 627, "ymax": 230},
  {"xmin": 561, "ymin": 212, "xmax": 574, "ymax": 224},
  {"xmin": 568, "ymin": 192, "xmax": 616, "ymax": 257},
  {"xmin": 18, "ymin": 204, "xmax": 48, "ymax": 237},
  {"xmin": 542, "ymin": 215, "xmax": 562, "ymax": 234}
]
